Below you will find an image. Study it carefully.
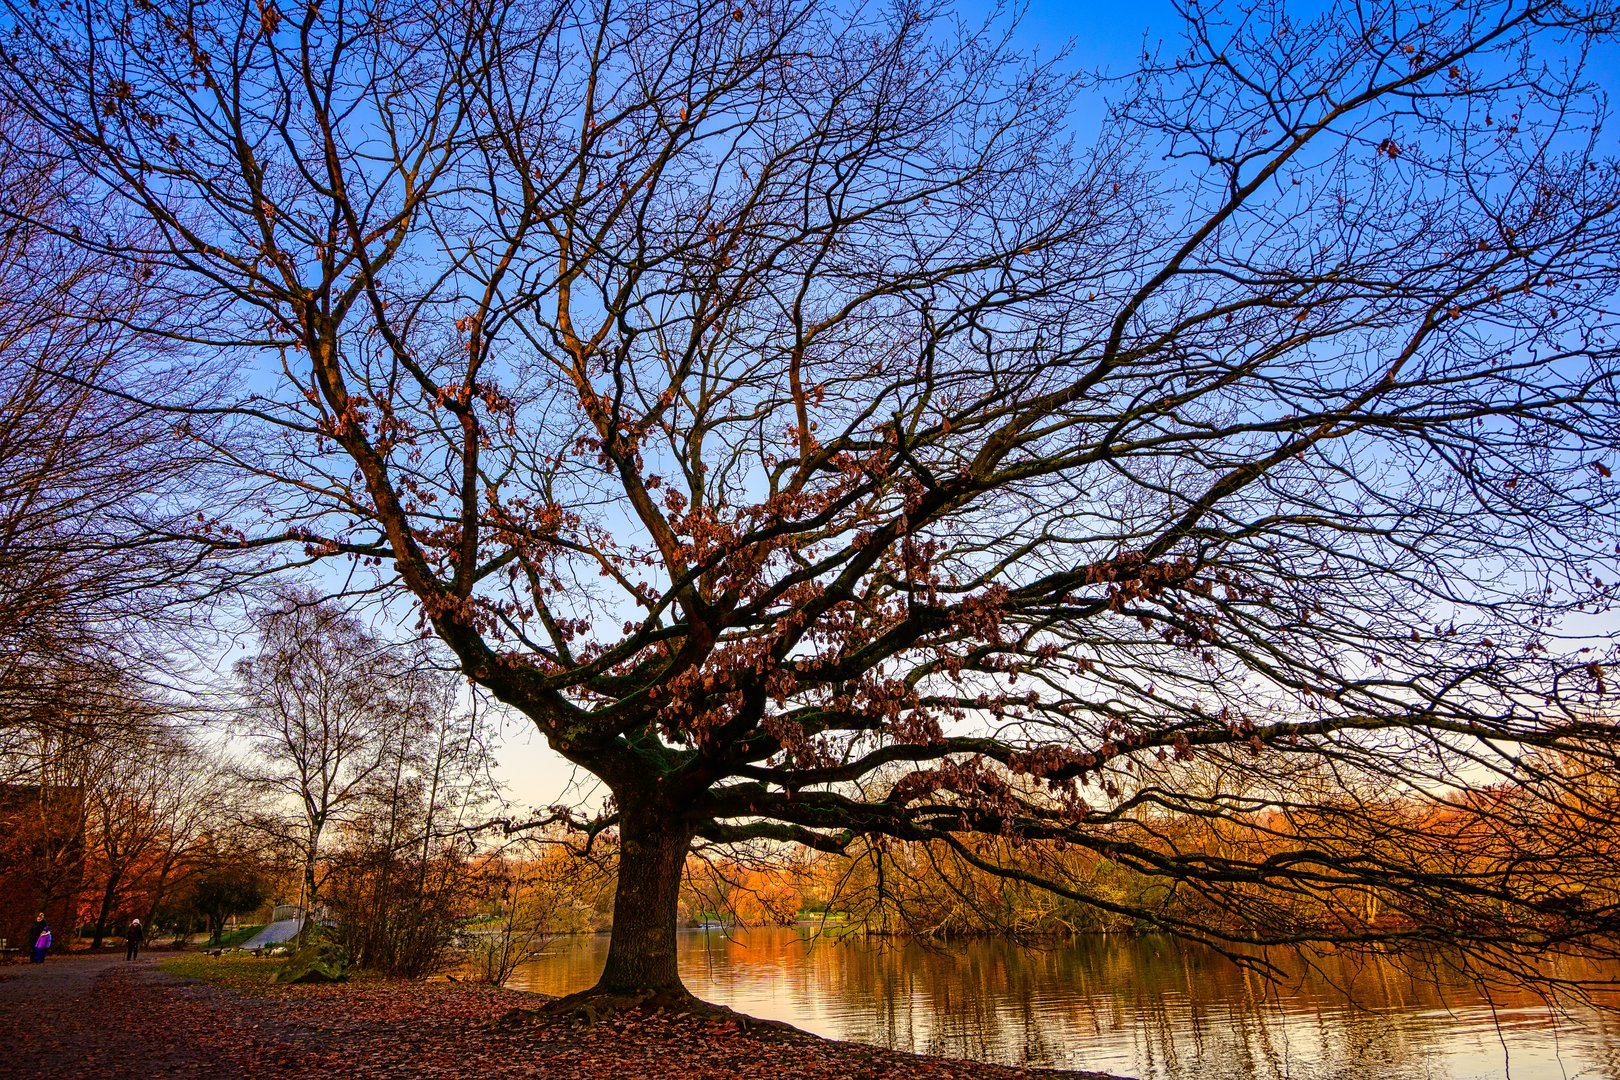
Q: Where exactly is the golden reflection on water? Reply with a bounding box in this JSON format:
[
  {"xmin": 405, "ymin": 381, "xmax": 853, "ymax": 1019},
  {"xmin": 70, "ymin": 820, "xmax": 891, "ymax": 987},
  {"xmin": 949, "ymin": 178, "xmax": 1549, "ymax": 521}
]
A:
[{"xmin": 504, "ymin": 927, "xmax": 1620, "ymax": 1079}]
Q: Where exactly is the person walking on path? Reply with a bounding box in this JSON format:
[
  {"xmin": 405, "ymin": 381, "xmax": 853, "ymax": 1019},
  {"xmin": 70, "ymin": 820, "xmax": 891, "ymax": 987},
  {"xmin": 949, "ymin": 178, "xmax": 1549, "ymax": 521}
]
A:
[
  {"xmin": 31, "ymin": 917, "xmax": 52, "ymax": 963},
  {"xmin": 124, "ymin": 918, "xmax": 143, "ymax": 961}
]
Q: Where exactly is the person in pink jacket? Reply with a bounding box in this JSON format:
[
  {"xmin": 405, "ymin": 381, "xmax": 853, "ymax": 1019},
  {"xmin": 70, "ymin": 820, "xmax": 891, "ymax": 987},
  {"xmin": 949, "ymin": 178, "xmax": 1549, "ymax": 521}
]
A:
[{"xmin": 30, "ymin": 916, "xmax": 51, "ymax": 963}]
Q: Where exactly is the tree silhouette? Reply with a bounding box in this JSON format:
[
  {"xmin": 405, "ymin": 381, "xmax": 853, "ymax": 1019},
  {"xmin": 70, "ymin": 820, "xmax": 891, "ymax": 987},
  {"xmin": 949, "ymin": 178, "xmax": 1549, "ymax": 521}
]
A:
[
  {"xmin": 232, "ymin": 595, "xmax": 416, "ymax": 924},
  {"xmin": 3, "ymin": 0, "xmax": 1618, "ymax": 1001}
]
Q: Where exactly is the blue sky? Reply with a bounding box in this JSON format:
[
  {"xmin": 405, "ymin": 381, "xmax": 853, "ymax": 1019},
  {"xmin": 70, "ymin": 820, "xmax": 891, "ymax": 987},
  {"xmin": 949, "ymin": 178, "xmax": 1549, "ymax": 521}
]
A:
[{"xmin": 1009, "ymin": 0, "xmax": 1180, "ymax": 61}]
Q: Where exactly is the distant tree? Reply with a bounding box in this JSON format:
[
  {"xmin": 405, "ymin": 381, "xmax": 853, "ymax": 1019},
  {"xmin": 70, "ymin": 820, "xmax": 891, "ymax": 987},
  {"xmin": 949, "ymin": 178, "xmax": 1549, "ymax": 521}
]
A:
[
  {"xmin": 232, "ymin": 595, "xmax": 410, "ymax": 925},
  {"xmin": 83, "ymin": 729, "xmax": 173, "ymax": 947},
  {"xmin": 189, "ymin": 861, "xmax": 272, "ymax": 946},
  {"xmin": 465, "ymin": 858, "xmax": 572, "ymax": 987},
  {"xmin": 327, "ymin": 662, "xmax": 495, "ymax": 976},
  {"xmin": 82, "ymin": 728, "xmax": 233, "ymax": 947},
  {"xmin": 0, "ymin": 666, "xmax": 164, "ymax": 946},
  {"xmin": 4, "ymin": 0, "xmax": 1620, "ymax": 1006}
]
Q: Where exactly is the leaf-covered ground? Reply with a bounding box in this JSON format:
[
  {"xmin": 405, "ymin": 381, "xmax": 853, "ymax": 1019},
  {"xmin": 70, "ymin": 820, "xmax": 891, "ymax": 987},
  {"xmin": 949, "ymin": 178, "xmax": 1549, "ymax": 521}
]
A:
[{"xmin": 0, "ymin": 954, "xmax": 1126, "ymax": 1079}]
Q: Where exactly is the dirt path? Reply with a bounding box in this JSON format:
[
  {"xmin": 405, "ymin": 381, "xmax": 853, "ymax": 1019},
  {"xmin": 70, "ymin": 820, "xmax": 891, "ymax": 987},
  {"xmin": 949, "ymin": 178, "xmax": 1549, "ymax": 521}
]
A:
[{"xmin": 0, "ymin": 955, "xmax": 242, "ymax": 1078}]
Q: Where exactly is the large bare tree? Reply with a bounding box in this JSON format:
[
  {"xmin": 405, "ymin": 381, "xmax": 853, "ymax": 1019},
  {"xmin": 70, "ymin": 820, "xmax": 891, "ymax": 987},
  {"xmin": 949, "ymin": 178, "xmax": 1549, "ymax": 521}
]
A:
[{"xmin": 4, "ymin": 0, "xmax": 1619, "ymax": 1003}]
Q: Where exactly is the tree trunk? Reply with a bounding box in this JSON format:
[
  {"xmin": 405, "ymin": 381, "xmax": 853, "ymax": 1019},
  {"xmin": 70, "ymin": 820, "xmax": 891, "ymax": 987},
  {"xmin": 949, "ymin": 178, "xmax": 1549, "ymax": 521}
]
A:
[
  {"xmin": 144, "ymin": 852, "xmax": 179, "ymax": 935},
  {"xmin": 90, "ymin": 869, "xmax": 122, "ymax": 949},
  {"xmin": 300, "ymin": 830, "xmax": 321, "ymax": 941},
  {"xmin": 592, "ymin": 796, "xmax": 692, "ymax": 996}
]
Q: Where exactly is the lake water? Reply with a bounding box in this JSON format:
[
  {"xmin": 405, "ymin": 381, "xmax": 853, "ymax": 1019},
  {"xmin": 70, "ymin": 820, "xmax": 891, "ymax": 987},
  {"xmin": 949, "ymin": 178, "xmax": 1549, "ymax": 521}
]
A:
[{"xmin": 504, "ymin": 926, "xmax": 1620, "ymax": 1079}]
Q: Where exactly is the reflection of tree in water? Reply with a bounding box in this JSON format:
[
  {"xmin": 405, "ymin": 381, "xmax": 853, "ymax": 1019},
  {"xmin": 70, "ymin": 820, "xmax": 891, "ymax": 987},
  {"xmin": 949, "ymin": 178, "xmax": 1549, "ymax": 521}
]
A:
[{"xmin": 509, "ymin": 929, "xmax": 1618, "ymax": 1079}]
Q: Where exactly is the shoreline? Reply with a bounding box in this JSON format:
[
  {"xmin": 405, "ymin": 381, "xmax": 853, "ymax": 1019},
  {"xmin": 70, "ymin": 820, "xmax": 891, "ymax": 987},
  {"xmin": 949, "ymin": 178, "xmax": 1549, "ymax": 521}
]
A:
[{"xmin": 143, "ymin": 952, "xmax": 1133, "ymax": 1080}]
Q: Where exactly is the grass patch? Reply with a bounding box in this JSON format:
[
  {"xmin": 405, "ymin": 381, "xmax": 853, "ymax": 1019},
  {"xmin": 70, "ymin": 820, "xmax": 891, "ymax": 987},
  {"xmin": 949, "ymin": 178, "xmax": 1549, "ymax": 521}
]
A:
[
  {"xmin": 210, "ymin": 924, "xmax": 266, "ymax": 949},
  {"xmin": 159, "ymin": 951, "xmax": 284, "ymax": 990},
  {"xmin": 160, "ymin": 949, "xmax": 397, "ymax": 990}
]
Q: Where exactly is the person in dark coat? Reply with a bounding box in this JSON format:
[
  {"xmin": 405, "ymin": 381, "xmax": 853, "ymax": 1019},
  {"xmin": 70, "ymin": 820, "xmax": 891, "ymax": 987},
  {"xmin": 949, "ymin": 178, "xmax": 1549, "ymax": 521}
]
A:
[
  {"xmin": 125, "ymin": 918, "xmax": 143, "ymax": 961},
  {"xmin": 30, "ymin": 916, "xmax": 51, "ymax": 963}
]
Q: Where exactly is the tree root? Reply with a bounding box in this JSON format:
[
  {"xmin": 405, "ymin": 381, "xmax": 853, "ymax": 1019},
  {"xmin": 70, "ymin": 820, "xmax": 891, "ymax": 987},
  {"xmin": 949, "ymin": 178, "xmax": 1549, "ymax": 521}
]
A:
[{"xmin": 495, "ymin": 987, "xmax": 809, "ymax": 1040}]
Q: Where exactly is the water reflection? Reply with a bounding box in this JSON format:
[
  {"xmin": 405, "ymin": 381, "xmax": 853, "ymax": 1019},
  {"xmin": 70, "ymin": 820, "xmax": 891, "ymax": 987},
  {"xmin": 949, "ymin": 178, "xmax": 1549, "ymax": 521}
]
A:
[{"xmin": 504, "ymin": 927, "xmax": 1620, "ymax": 1079}]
